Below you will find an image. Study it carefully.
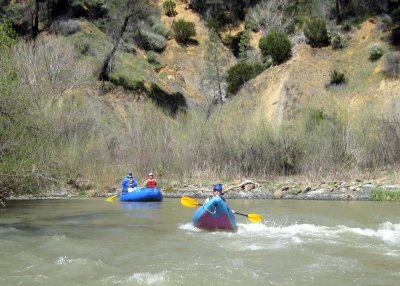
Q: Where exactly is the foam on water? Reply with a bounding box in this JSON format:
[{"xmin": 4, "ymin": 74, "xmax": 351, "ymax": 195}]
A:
[
  {"xmin": 220, "ymin": 221, "xmax": 400, "ymax": 254},
  {"xmin": 242, "ymin": 221, "xmax": 400, "ymax": 240},
  {"xmin": 128, "ymin": 272, "xmax": 168, "ymax": 284},
  {"xmin": 377, "ymin": 222, "xmax": 400, "ymax": 243},
  {"xmin": 180, "ymin": 220, "xmax": 400, "ymax": 246},
  {"xmin": 178, "ymin": 223, "xmax": 200, "ymax": 232},
  {"xmin": 105, "ymin": 272, "xmax": 168, "ymax": 285},
  {"xmin": 54, "ymin": 256, "xmax": 89, "ymax": 265}
]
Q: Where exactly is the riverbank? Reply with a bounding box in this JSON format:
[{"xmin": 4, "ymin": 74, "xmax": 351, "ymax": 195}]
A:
[
  {"xmin": 162, "ymin": 180, "xmax": 400, "ymax": 201},
  {"xmin": 4, "ymin": 178, "xmax": 400, "ymax": 202},
  {"xmin": 47, "ymin": 179, "xmax": 400, "ymax": 201}
]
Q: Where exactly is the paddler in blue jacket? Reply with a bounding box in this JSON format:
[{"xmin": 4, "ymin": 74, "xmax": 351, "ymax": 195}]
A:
[
  {"xmin": 121, "ymin": 171, "xmax": 137, "ymax": 193},
  {"xmin": 205, "ymin": 183, "xmax": 226, "ymax": 203},
  {"xmin": 205, "ymin": 183, "xmax": 236, "ymax": 213}
]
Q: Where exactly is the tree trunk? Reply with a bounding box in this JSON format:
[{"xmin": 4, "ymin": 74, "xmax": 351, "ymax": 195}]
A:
[
  {"xmin": 98, "ymin": 12, "xmax": 133, "ymax": 82},
  {"xmin": 335, "ymin": 0, "xmax": 342, "ymax": 25},
  {"xmin": 32, "ymin": 0, "xmax": 39, "ymax": 39}
]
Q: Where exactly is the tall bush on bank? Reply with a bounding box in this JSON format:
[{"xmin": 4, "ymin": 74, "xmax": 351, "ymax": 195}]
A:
[
  {"xmin": 0, "ymin": 35, "xmax": 91, "ymax": 196},
  {"xmin": 225, "ymin": 62, "xmax": 265, "ymax": 94},
  {"xmin": 291, "ymin": 103, "xmax": 351, "ymax": 175},
  {"xmin": 304, "ymin": 17, "xmax": 330, "ymax": 48},
  {"xmin": 172, "ymin": 19, "xmax": 196, "ymax": 44},
  {"xmin": 259, "ymin": 29, "xmax": 292, "ymax": 64},
  {"xmin": 0, "ymin": 21, "xmax": 27, "ymax": 195}
]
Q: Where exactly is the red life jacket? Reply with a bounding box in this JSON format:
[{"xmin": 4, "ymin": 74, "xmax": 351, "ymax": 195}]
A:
[
  {"xmin": 146, "ymin": 178, "xmax": 157, "ymax": 188},
  {"xmin": 129, "ymin": 179, "xmax": 134, "ymax": 187}
]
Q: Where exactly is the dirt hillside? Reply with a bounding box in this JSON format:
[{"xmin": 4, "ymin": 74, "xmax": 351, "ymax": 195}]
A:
[
  {"xmin": 224, "ymin": 18, "xmax": 400, "ymax": 128},
  {"xmin": 158, "ymin": 0, "xmax": 236, "ymax": 104}
]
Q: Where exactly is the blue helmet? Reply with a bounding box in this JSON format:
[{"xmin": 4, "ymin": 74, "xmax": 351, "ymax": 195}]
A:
[{"xmin": 213, "ymin": 183, "xmax": 222, "ymax": 192}]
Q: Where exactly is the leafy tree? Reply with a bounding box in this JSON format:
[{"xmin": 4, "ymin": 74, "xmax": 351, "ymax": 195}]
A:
[
  {"xmin": 172, "ymin": 19, "xmax": 196, "ymax": 44},
  {"xmin": 259, "ymin": 29, "xmax": 291, "ymax": 64}
]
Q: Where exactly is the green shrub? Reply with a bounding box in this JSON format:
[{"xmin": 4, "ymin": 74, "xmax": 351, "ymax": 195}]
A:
[
  {"xmin": 149, "ymin": 16, "xmax": 171, "ymax": 38},
  {"xmin": 259, "ymin": 29, "xmax": 292, "ymax": 64},
  {"xmin": 71, "ymin": 0, "xmax": 108, "ymax": 19},
  {"xmin": 372, "ymin": 188, "xmax": 400, "ymax": 201},
  {"xmin": 331, "ymin": 32, "xmax": 346, "ymax": 50},
  {"xmin": 383, "ymin": 52, "xmax": 400, "ymax": 78},
  {"xmin": 369, "ymin": 44, "xmax": 384, "ymax": 61},
  {"xmin": 329, "ymin": 69, "xmax": 347, "ymax": 85},
  {"xmin": 52, "ymin": 19, "xmax": 81, "ymax": 36},
  {"xmin": 77, "ymin": 42, "xmax": 91, "ymax": 55},
  {"xmin": 147, "ymin": 51, "xmax": 158, "ymax": 64},
  {"xmin": 341, "ymin": 21, "xmax": 353, "ymax": 32},
  {"xmin": 0, "ymin": 20, "xmax": 16, "ymax": 50},
  {"xmin": 109, "ymin": 75, "xmax": 144, "ymax": 91},
  {"xmin": 238, "ymin": 29, "xmax": 253, "ymax": 60},
  {"xmin": 304, "ymin": 108, "xmax": 326, "ymax": 131},
  {"xmin": 244, "ymin": 19, "xmax": 257, "ymax": 32},
  {"xmin": 3, "ymin": 2, "xmax": 32, "ymax": 34},
  {"xmin": 172, "ymin": 19, "xmax": 196, "ymax": 44},
  {"xmin": 162, "ymin": 0, "xmax": 177, "ymax": 17},
  {"xmin": 226, "ymin": 63, "xmax": 266, "ymax": 94},
  {"xmin": 304, "ymin": 17, "xmax": 330, "ymax": 48},
  {"xmin": 206, "ymin": 12, "xmax": 233, "ymax": 33},
  {"xmin": 146, "ymin": 51, "xmax": 164, "ymax": 71},
  {"xmin": 135, "ymin": 29, "xmax": 167, "ymax": 52}
]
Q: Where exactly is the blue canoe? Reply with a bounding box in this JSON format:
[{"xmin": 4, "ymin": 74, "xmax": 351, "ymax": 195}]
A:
[
  {"xmin": 120, "ymin": 187, "xmax": 163, "ymax": 202},
  {"xmin": 192, "ymin": 196, "xmax": 237, "ymax": 231}
]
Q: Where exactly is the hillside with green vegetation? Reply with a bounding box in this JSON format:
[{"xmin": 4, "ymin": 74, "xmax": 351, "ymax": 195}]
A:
[{"xmin": 1, "ymin": 0, "xmax": 400, "ymax": 201}]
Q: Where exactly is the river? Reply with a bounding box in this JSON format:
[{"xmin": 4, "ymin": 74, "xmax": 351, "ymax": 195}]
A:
[{"xmin": 1, "ymin": 198, "xmax": 400, "ymax": 285}]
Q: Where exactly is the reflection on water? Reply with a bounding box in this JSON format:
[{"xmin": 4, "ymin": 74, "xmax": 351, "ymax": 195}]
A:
[
  {"xmin": 120, "ymin": 202, "xmax": 161, "ymax": 220},
  {"xmin": 1, "ymin": 199, "xmax": 400, "ymax": 286}
]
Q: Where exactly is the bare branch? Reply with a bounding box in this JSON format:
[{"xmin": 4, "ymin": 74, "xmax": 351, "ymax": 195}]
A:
[{"xmin": 247, "ymin": 0, "xmax": 293, "ymax": 36}]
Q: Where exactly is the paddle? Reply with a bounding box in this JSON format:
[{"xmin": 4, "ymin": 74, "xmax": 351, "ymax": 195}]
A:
[
  {"xmin": 180, "ymin": 196, "xmax": 263, "ymax": 223},
  {"xmin": 106, "ymin": 194, "xmax": 118, "ymax": 202}
]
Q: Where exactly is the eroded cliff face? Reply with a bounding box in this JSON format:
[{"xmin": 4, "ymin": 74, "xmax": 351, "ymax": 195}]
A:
[{"xmin": 223, "ymin": 19, "xmax": 399, "ymax": 129}]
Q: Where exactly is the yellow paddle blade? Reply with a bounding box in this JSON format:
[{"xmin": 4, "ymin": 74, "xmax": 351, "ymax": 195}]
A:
[
  {"xmin": 106, "ymin": 194, "xmax": 118, "ymax": 202},
  {"xmin": 247, "ymin": 213, "xmax": 263, "ymax": 223},
  {"xmin": 180, "ymin": 196, "xmax": 200, "ymax": 208}
]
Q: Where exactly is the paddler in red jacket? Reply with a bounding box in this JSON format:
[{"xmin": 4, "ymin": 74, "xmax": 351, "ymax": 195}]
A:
[{"xmin": 146, "ymin": 172, "xmax": 157, "ymax": 188}]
